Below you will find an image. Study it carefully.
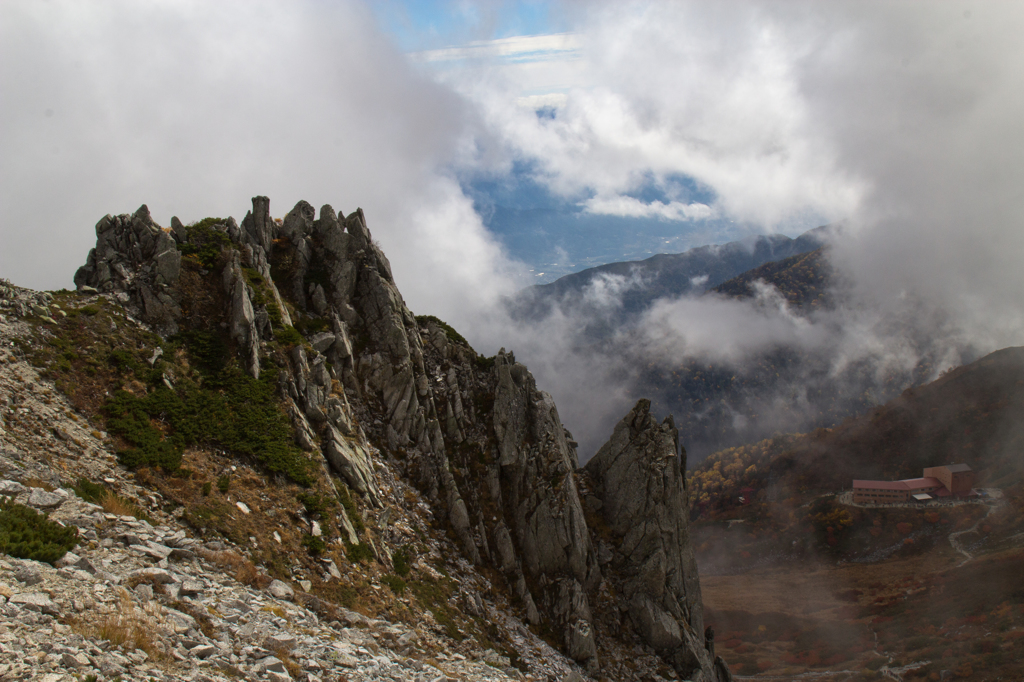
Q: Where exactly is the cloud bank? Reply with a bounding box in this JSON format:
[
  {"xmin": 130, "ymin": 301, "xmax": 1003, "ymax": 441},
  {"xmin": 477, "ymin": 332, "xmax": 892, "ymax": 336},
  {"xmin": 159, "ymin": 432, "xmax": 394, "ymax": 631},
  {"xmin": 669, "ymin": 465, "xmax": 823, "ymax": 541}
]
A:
[
  {"xmin": 4, "ymin": 1, "xmax": 1024, "ymax": 461},
  {"xmin": 449, "ymin": 1, "xmax": 1024, "ymax": 458},
  {"xmin": 0, "ymin": 0, "xmax": 519, "ymax": 321}
]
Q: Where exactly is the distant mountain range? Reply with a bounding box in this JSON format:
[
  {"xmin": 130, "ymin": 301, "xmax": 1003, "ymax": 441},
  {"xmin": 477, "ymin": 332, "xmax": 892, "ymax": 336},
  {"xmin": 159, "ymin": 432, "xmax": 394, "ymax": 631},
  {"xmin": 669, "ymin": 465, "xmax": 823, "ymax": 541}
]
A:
[
  {"xmin": 504, "ymin": 223, "xmax": 976, "ymax": 462},
  {"xmin": 509, "ymin": 225, "xmax": 830, "ymax": 321}
]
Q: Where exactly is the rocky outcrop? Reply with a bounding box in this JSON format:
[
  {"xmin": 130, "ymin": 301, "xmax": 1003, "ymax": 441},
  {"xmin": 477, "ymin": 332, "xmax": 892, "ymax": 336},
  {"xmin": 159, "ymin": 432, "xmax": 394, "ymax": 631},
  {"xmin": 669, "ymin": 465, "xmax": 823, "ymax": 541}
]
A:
[
  {"xmin": 74, "ymin": 205, "xmax": 181, "ymax": 334},
  {"xmin": 491, "ymin": 351, "xmax": 600, "ymax": 670},
  {"xmin": 61, "ymin": 196, "xmax": 730, "ymax": 679},
  {"xmin": 584, "ymin": 399, "xmax": 731, "ymax": 681}
]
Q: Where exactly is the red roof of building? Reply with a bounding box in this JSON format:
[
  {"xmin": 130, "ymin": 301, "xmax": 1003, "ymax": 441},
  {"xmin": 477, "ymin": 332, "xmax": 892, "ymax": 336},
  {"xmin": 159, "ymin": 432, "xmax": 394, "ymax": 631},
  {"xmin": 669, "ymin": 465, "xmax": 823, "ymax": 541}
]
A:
[
  {"xmin": 902, "ymin": 477, "xmax": 943, "ymax": 489},
  {"xmin": 853, "ymin": 477, "xmax": 945, "ymax": 491},
  {"xmin": 854, "ymin": 480, "xmax": 910, "ymax": 490}
]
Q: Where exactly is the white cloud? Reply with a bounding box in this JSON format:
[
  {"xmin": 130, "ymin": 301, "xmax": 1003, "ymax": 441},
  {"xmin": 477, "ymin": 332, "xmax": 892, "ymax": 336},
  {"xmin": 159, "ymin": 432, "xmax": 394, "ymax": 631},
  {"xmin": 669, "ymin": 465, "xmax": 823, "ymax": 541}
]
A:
[
  {"xmin": 582, "ymin": 195, "xmax": 714, "ymax": 221},
  {"xmin": 0, "ymin": 0, "xmax": 520, "ymax": 325},
  {"xmin": 411, "ymin": 32, "xmax": 581, "ymax": 64}
]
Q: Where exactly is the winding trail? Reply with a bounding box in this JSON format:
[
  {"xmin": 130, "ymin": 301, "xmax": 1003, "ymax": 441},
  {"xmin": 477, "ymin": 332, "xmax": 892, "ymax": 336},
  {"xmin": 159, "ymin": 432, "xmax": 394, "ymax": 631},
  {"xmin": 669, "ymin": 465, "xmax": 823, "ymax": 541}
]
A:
[{"xmin": 948, "ymin": 493, "xmax": 1003, "ymax": 567}]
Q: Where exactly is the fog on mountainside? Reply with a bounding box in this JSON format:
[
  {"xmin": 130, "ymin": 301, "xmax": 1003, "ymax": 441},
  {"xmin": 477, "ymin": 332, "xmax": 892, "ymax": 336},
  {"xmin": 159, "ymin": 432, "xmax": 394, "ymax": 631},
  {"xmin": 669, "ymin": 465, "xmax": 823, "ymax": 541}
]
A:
[{"xmin": 492, "ymin": 229, "xmax": 979, "ymax": 462}]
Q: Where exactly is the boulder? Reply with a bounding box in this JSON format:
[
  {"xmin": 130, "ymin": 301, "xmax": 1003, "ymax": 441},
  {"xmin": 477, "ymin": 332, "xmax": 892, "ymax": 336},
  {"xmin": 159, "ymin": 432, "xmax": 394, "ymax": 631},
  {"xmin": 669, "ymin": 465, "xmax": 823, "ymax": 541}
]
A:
[
  {"xmin": 268, "ymin": 579, "xmax": 294, "ymax": 600},
  {"xmin": 26, "ymin": 488, "xmax": 63, "ymax": 508},
  {"xmin": 9, "ymin": 592, "xmax": 58, "ymax": 615}
]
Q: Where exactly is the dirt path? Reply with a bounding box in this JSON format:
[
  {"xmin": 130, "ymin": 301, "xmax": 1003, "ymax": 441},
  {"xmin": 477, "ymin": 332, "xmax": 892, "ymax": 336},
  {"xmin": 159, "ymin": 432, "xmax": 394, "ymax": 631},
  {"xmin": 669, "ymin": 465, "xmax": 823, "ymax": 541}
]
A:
[{"xmin": 949, "ymin": 499, "xmax": 1003, "ymax": 566}]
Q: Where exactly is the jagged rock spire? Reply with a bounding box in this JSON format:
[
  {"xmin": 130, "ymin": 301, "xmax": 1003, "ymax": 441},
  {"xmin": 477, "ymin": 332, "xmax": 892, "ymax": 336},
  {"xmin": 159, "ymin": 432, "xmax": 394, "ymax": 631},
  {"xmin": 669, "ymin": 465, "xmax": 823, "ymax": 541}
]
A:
[{"xmin": 585, "ymin": 398, "xmax": 732, "ymax": 681}]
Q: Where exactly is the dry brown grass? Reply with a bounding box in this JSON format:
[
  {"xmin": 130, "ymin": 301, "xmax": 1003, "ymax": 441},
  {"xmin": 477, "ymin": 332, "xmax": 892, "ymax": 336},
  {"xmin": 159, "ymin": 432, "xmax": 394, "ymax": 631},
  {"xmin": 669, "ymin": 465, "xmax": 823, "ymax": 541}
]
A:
[
  {"xmin": 75, "ymin": 588, "xmax": 169, "ymax": 662},
  {"xmin": 22, "ymin": 477, "xmax": 55, "ymax": 492},
  {"xmin": 198, "ymin": 547, "xmax": 270, "ymax": 588},
  {"xmin": 99, "ymin": 490, "xmax": 140, "ymax": 517}
]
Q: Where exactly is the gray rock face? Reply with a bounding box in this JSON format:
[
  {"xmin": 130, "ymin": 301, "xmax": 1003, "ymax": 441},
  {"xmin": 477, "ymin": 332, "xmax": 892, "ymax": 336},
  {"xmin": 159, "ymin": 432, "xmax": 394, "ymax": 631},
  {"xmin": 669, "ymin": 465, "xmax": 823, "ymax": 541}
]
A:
[
  {"xmin": 73, "ymin": 205, "xmax": 182, "ymax": 334},
  {"xmin": 323, "ymin": 424, "xmax": 380, "ymax": 507},
  {"xmin": 584, "ymin": 398, "xmax": 725, "ymax": 680},
  {"xmin": 222, "ymin": 250, "xmax": 261, "ymax": 378},
  {"xmin": 492, "ymin": 351, "xmax": 600, "ymax": 670}
]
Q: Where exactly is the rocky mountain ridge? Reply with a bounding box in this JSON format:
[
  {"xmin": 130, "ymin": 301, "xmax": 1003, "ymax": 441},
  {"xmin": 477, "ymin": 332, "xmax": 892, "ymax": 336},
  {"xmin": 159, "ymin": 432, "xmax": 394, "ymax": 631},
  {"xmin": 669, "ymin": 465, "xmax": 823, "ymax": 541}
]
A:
[{"xmin": 0, "ymin": 197, "xmax": 731, "ymax": 681}]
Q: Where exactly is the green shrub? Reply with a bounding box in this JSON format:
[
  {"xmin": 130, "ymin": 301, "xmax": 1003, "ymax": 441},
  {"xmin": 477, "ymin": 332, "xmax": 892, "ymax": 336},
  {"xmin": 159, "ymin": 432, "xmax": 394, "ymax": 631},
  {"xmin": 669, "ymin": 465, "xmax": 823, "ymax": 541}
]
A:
[
  {"xmin": 274, "ymin": 326, "xmax": 304, "ymax": 346},
  {"xmin": 475, "ymin": 354, "xmax": 496, "ymax": 370},
  {"xmin": 0, "ymin": 500, "xmax": 78, "ymax": 565},
  {"xmin": 265, "ymin": 302, "xmax": 283, "ymax": 328},
  {"xmin": 294, "ymin": 316, "xmax": 330, "ymax": 337},
  {"xmin": 414, "ymin": 315, "xmax": 468, "ymax": 346},
  {"xmin": 391, "ymin": 548, "xmax": 411, "ymax": 577},
  {"xmin": 345, "ymin": 542, "xmax": 374, "ymax": 564},
  {"xmin": 382, "ymin": 574, "xmax": 406, "ymax": 594},
  {"xmin": 103, "ymin": 357, "xmax": 313, "ymax": 486},
  {"xmin": 302, "ymin": 534, "xmax": 326, "ymax": 556},
  {"xmin": 216, "ymin": 476, "xmax": 230, "ymax": 493},
  {"xmin": 178, "ymin": 219, "xmax": 231, "ymax": 269},
  {"xmin": 108, "ymin": 349, "xmax": 141, "ymax": 373},
  {"xmin": 202, "ymin": 481, "xmax": 212, "ymax": 496},
  {"xmin": 297, "ymin": 492, "xmax": 334, "ymax": 518}
]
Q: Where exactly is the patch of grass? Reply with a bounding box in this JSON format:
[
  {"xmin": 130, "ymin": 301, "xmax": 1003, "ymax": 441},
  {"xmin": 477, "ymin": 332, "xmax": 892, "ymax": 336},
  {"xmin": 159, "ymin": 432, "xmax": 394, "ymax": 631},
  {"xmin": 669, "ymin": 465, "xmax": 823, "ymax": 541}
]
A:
[
  {"xmin": 408, "ymin": 576, "xmax": 463, "ymax": 641},
  {"xmin": 334, "ymin": 480, "xmax": 365, "ymax": 534},
  {"xmin": 79, "ymin": 588, "xmax": 169, "ymax": 661},
  {"xmin": 73, "ymin": 477, "xmax": 106, "ymax": 504},
  {"xmin": 197, "ymin": 548, "xmax": 267, "ymax": 587},
  {"xmin": 0, "ymin": 500, "xmax": 78, "ymax": 565},
  {"xmin": 99, "ymin": 492, "xmax": 153, "ymax": 523},
  {"xmin": 184, "ymin": 500, "xmax": 245, "ymax": 544},
  {"xmin": 382, "ymin": 574, "xmax": 407, "ymax": 595},
  {"xmin": 217, "ymin": 475, "xmax": 230, "ymax": 493},
  {"xmin": 415, "ymin": 315, "xmax": 469, "ymax": 347}
]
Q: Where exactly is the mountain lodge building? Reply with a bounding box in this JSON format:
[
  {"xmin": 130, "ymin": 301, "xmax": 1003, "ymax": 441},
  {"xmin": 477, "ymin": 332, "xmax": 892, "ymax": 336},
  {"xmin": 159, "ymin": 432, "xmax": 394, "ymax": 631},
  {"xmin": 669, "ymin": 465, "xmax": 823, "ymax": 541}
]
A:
[{"xmin": 852, "ymin": 463, "xmax": 975, "ymax": 504}]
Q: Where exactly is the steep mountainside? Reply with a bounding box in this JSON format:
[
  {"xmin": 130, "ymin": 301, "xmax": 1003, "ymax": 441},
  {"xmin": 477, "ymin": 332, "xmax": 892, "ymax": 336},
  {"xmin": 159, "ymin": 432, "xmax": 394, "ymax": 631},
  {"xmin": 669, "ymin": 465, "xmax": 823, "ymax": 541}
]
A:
[
  {"xmin": 689, "ymin": 345, "xmax": 1024, "ymax": 518},
  {"xmin": 509, "ymin": 227, "xmax": 828, "ymax": 321},
  {"xmin": 0, "ymin": 198, "xmax": 731, "ymax": 681},
  {"xmin": 709, "ymin": 247, "xmax": 832, "ymax": 310}
]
